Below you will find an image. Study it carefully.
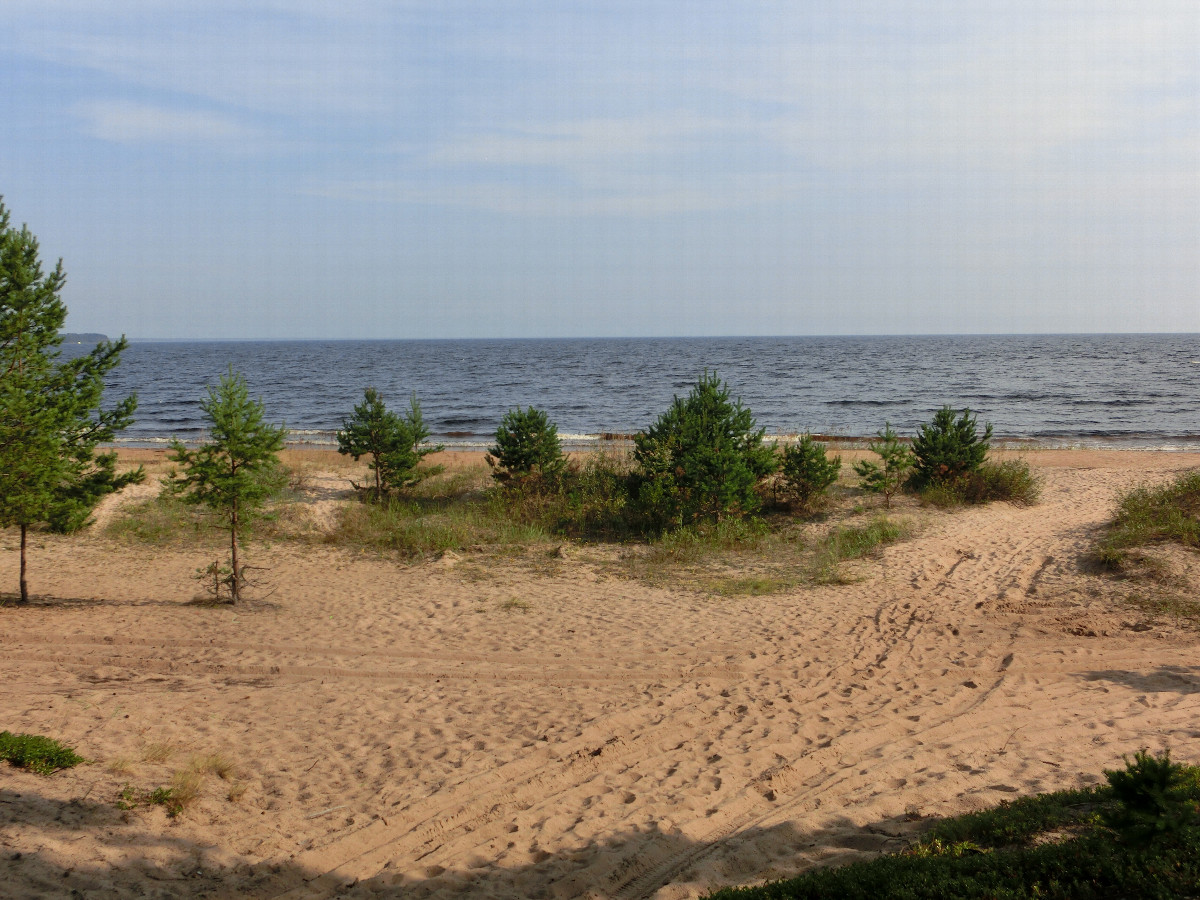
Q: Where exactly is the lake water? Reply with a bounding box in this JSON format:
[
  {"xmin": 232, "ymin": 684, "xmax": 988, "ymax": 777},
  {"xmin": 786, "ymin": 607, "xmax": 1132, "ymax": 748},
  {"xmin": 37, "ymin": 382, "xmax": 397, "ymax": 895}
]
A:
[{"xmin": 85, "ymin": 334, "xmax": 1200, "ymax": 450}]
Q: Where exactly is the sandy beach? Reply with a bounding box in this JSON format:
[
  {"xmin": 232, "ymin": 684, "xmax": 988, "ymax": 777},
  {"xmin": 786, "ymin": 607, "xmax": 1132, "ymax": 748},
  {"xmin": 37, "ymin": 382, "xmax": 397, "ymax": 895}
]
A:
[{"xmin": 2, "ymin": 449, "xmax": 1200, "ymax": 899}]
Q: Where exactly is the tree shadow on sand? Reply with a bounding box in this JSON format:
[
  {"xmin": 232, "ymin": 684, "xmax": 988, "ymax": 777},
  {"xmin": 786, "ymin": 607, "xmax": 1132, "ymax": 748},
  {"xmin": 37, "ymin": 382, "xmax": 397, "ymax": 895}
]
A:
[
  {"xmin": 1082, "ymin": 665, "xmax": 1200, "ymax": 695},
  {"xmin": 0, "ymin": 784, "xmax": 933, "ymax": 899}
]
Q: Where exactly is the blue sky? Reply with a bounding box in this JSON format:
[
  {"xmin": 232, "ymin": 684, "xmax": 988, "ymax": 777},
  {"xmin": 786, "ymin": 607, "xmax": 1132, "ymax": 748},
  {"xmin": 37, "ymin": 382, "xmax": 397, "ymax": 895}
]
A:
[{"xmin": 2, "ymin": 1, "xmax": 1198, "ymax": 339}]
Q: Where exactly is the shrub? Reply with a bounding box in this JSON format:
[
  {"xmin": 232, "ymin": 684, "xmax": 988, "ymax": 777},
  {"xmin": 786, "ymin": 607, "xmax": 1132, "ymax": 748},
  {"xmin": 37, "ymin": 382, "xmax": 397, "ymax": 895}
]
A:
[
  {"xmin": 337, "ymin": 388, "xmax": 443, "ymax": 501},
  {"xmin": 1104, "ymin": 748, "xmax": 1200, "ymax": 844},
  {"xmin": 0, "ymin": 731, "xmax": 85, "ymax": 775},
  {"xmin": 852, "ymin": 424, "xmax": 913, "ymax": 509},
  {"xmin": 486, "ymin": 407, "xmax": 566, "ymax": 486},
  {"xmin": 630, "ymin": 372, "xmax": 777, "ymax": 531},
  {"xmin": 909, "ymin": 406, "xmax": 993, "ymax": 490},
  {"xmin": 920, "ymin": 459, "xmax": 1041, "ymax": 508},
  {"xmin": 779, "ymin": 435, "xmax": 841, "ymax": 510}
]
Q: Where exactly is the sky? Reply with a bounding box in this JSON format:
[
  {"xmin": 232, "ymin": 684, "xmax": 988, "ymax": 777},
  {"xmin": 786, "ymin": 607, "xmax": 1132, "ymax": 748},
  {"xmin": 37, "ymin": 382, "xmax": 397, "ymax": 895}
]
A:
[{"xmin": 2, "ymin": 1, "xmax": 1198, "ymax": 339}]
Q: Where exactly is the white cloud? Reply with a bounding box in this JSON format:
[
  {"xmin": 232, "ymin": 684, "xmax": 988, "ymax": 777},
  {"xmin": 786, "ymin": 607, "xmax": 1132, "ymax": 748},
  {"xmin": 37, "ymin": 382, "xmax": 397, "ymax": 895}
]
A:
[{"xmin": 75, "ymin": 100, "xmax": 259, "ymax": 144}]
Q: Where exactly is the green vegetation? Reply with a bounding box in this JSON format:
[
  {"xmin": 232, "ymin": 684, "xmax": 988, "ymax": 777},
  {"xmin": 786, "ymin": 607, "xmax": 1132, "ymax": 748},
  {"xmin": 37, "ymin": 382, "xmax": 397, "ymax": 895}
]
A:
[
  {"xmin": 0, "ymin": 198, "xmax": 142, "ymax": 603},
  {"xmin": 166, "ymin": 368, "xmax": 288, "ymax": 602},
  {"xmin": 0, "ymin": 731, "xmax": 85, "ymax": 775},
  {"xmin": 486, "ymin": 406, "xmax": 567, "ymax": 485},
  {"xmin": 853, "ymin": 424, "xmax": 913, "ymax": 509},
  {"xmin": 778, "ymin": 435, "xmax": 841, "ymax": 511},
  {"xmin": 908, "ymin": 406, "xmax": 992, "ymax": 491},
  {"xmin": 809, "ymin": 516, "xmax": 909, "ymax": 584},
  {"xmin": 921, "ymin": 459, "xmax": 1042, "ymax": 508},
  {"xmin": 704, "ymin": 750, "xmax": 1200, "ymax": 900},
  {"xmin": 337, "ymin": 388, "xmax": 442, "ymax": 501},
  {"xmin": 1097, "ymin": 469, "xmax": 1200, "ymax": 570},
  {"xmin": 631, "ymin": 372, "xmax": 777, "ymax": 531}
]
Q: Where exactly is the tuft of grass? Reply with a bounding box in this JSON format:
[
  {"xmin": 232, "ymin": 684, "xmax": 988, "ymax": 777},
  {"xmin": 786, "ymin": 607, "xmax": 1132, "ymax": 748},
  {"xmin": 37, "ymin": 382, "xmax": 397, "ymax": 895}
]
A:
[
  {"xmin": 0, "ymin": 731, "xmax": 85, "ymax": 775},
  {"xmin": 1099, "ymin": 470, "xmax": 1200, "ymax": 563},
  {"xmin": 140, "ymin": 741, "xmax": 174, "ymax": 763},
  {"xmin": 187, "ymin": 752, "xmax": 235, "ymax": 780},
  {"xmin": 328, "ymin": 496, "xmax": 549, "ymax": 558},
  {"xmin": 106, "ymin": 757, "xmax": 134, "ymax": 776},
  {"xmin": 919, "ymin": 459, "xmax": 1042, "ymax": 509},
  {"xmin": 497, "ymin": 597, "xmax": 531, "ymax": 612},
  {"xmin": 103, "ymin": 492, "xmax": 215, "ymax": 546},
  {"xmin": 810, "ymin": 516, "xmax": 909, "ymax": 584}
]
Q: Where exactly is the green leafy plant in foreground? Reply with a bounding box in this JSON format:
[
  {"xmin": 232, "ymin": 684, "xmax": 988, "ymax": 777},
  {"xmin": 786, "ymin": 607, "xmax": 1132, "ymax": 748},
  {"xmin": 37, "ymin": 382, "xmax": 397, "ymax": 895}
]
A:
[{"xmin": 0, "ymin": 731, "xmax": 85, "ymax": 775}]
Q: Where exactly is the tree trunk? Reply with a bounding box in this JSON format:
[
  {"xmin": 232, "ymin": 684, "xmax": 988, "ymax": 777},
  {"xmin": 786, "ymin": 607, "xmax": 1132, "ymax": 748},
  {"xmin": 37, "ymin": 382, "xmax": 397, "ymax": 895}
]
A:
[
  {"xmin": 373, "ymin": 451, "xmax": 383, "ymax": 501},
  {"xmin": 19, "ymin": 524, "xmax": 28, "ymax": 604},
  {"xmin": 229, "ymin": 510, "xmax": 240, "ymax": 604}
]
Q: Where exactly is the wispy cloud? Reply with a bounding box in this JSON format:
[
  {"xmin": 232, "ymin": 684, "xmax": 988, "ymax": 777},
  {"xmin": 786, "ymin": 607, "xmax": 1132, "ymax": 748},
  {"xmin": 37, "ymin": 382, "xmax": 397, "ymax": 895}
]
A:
[{"xmin": 74, "ymin": 100, "xmax": 259, "ymax": 145}]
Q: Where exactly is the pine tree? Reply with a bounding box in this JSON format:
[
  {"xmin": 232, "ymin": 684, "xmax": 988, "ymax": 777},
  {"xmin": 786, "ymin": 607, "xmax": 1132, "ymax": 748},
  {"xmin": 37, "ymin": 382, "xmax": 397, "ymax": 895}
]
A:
[
  {"xmin": 631, "ymin": 372, "xmax": 777, "ymax": 529},
  {"xmin": 0, "ymin": 199, "xmax": 142, "ymax": 603},
  {"xmin": 486, "ymin": 407, "xmax": 566, "ymax": 486},
  {"xmin": 166, "ymin": 368, "xmax": 286, "ymax": 603},
  {"xmin": 853, "ymin": 423, "xmax": 914, "ymax": 509},
  {"xmin": 337, "ymin": 388, "xmax": 442, "ymax": 501}
]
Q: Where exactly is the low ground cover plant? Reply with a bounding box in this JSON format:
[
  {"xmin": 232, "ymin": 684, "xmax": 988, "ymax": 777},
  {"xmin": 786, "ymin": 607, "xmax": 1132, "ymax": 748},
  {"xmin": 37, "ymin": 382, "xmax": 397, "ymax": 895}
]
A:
[
  {"xmin": 0, "ymin": 731, "xmax": 85, "ymax": 775},
  {"xmin": 704, "ymin": 749, "xmax": 1200, "ymax": 900}
]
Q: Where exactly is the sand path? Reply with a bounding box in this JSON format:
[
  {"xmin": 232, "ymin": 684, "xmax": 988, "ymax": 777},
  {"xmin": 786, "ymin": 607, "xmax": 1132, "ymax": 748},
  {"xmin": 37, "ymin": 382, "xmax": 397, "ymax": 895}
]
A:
[{"xmin": 2, "ymin": 451, "xmax": 1199, "ymax": 898}]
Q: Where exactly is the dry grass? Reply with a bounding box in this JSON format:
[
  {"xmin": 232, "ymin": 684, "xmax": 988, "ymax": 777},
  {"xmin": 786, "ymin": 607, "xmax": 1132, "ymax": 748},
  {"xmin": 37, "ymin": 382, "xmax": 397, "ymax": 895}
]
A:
[{"xmin": 140, "ymin": 741, "xmax": 174, "ymax": 763}]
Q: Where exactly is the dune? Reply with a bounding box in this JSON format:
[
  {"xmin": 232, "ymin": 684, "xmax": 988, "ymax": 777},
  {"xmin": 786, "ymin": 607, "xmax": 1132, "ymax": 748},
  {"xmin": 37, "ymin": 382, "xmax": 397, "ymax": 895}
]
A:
[{"xmin": 2, "ymin": 449, "xmax": 1199, "ymax": 899}]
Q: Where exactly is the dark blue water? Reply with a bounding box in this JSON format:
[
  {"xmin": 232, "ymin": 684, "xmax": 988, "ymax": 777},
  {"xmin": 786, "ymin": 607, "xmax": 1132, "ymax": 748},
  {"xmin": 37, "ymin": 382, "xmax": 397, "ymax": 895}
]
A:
[{"xmin": 89, "ymin": 335, "xmax": 1200, "ymax": 449}]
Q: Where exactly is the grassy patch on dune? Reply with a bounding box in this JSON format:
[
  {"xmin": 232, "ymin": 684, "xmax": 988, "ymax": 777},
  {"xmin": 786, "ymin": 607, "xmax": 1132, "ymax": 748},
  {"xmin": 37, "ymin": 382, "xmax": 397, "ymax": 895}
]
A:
[
  {"xmin": 105, "ymin": 453, "xmax": 921, "ymax": 587},
  {"xmin": 1093, "ymin": 470, "xmax": 1200, "ymax": 623},
  {"xmin": 0, "ymin": 732, "xmax": 86, "ymax": 775},
  {"xmin": 705, "ymin": 751, "xmax": 1200, "ymax": 900},
  {"xmin": 1097, "ymin": 470, "xmax": 1200, "ymax": 567}
]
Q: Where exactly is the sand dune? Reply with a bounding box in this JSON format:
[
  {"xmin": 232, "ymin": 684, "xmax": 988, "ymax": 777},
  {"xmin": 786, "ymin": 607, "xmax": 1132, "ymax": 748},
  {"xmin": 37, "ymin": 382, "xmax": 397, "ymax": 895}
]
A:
[{"xmin": 2, "ymin": 450, "xmax": 1199, "ymax": 899}]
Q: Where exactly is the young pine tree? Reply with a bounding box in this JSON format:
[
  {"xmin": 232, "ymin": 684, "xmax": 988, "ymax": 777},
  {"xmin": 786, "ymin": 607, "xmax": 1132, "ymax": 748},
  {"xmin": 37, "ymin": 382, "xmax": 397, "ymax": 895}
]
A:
[
  {"xmin": 631, "ymin": 372, "xmax": 777, "ymax": 530},
  {"xmin": 166, "ymin": 368, "xmax": 286, "ymax": 603},
  {"xmin": 337, "ymin": 388, "xmax": 442, "ymax": 501},
  {"xmin": 853, "ymin": 423, "xmax": 914, "ymax": 509},
  {"xmin": 779, "ymin": 434, "xmax": 841, "ymax": 510},
  {"xmin": 909, "ymin": 405, "xmax": 993, "ymax": 490},
  {"xmin": 0, "ymin": 198, "xmax": 143, "ymax": 603},
  {"xmin": 486, "ymin": 407, "xmax": 566, "ymax": 486}
]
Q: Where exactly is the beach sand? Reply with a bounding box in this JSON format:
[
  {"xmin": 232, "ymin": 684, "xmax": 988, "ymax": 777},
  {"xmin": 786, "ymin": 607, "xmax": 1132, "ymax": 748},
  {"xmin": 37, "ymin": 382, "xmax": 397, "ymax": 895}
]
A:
[{"xmin": 2, "ymin": 449, "xmax": 1200, "ymax": 899}]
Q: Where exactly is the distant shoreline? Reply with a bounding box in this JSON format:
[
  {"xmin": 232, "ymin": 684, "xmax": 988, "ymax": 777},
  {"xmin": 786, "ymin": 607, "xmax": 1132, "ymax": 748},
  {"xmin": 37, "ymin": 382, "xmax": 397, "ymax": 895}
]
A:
[{"xmin": 59, "ymin": 332, "xmax": 108, "ymax": 344}]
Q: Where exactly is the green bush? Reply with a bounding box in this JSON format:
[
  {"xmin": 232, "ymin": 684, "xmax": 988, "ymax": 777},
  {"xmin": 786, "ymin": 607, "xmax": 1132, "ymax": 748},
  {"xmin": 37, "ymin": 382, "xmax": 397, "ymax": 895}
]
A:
[
  {"xmin": 779, "ymin": 435, "xmax": 841, "ymax": 510},
  {"xmin": 909, "ymin": 406, "xmax": 993, "ymax": 490},
  {"xmin": 631, "ymin": 373, "xmax": 777, "ymax": 531},
  {"xmin": 852, "ymin": 424, "xmax": 913, "ymax": 509},
  {"xmin": 0, "ymin": 731, "xmax": 85, "ymax": 775},
  {"xmin": 1103, "ymin": 748, "xmax": 1200, "ymax": 844},
  {"xmin": 920, "ymin": 459, "xmax": 1041, "ymax": 508},
  {"xmin": 337, "ymin": 388, "xmax": 443, "ymax": 501},
  {"xmin": 486, "ymin": 407, "xmax": 566, "ymax": 486},
  {"xmin": 703, "ymin": 752, "xmax": 1200, "ymax": 900}
]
